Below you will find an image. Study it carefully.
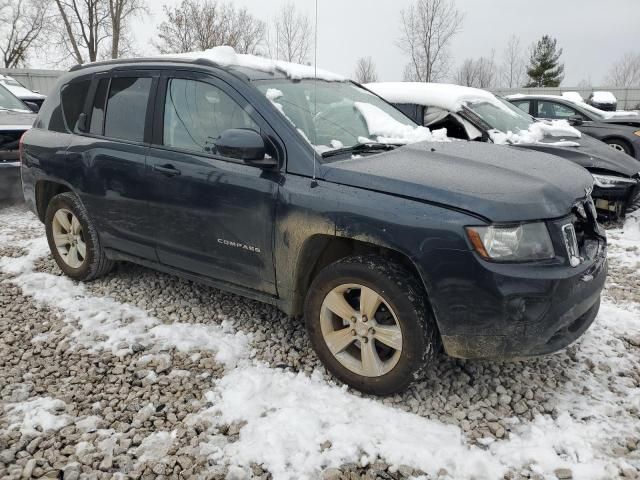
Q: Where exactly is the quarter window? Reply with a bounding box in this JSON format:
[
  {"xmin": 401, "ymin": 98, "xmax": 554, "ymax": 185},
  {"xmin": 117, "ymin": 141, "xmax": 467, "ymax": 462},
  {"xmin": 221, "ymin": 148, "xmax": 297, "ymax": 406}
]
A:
[
  {"xmin": 163, "ymin": 78, "xmax": 258, "ymax": 155},
  {"xmin": 511, "ymin": 100, "xmax": 531, "ymax": 115},
  {"xmin": 61, "ymin": 80, "xmax": 91, "ymax": 132},
  {"xmin": 104, "ymin": 77, "xmax": 152, "ymax": 142}
]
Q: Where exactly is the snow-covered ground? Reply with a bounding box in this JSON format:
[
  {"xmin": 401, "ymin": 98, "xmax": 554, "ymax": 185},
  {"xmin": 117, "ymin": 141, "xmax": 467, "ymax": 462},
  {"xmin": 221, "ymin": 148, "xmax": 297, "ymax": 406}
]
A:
[{"xmin": 0, "ymin": 203, "xmax": 639, "ymax": 480}]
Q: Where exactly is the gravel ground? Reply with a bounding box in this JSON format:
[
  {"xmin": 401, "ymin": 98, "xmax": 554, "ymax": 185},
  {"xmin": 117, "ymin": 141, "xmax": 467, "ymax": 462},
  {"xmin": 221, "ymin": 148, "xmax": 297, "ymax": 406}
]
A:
[{"xmin": 0, "ymin": 201, "xmax": 639, "ymax": 480}]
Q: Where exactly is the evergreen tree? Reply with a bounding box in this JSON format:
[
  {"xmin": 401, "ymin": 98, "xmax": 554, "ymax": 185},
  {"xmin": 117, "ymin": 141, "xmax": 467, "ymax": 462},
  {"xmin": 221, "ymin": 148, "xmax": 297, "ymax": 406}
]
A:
[{"xmin": 525, "ymin": 35, "xmax": 564, "ymax": 87}]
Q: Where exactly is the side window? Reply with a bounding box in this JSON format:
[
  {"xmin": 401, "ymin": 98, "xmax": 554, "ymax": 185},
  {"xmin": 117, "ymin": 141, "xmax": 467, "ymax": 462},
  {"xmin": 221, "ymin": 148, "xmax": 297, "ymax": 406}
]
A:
[
  {"xmin": 163, "ymin": 78, "xmax": 259, "ymax": 155},
  {"xmin": 104, "ymin": 77, "xmax": 152, "ymax": 142},
  {"xmin": 537, "ymin": 101, "xmax": 578, "ymax": 119},
  {"xmin": 511, "ymin": 100, "xmax": 530, "ymax": 115},
  {"xmin": 89, "ymin": 79, "xmax": 109, "ymax": 135},
  {"xmin": 60, "ymin": 80, "xmax": 91, "ymax": 132}
]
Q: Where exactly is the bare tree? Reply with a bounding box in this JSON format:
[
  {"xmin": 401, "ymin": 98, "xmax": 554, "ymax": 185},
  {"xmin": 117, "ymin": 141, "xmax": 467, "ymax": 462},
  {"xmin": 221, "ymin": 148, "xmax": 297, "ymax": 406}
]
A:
[
  {"xmin": 455, "ymin": 52, "xmax": 497, "ymax": 89},
  {"xmin": 0, "ymin": 0, "xmax": 49, "ymax": 68},
  {"xmin": 108, "ymin": 0, "xmax": 145, "ymax": 59},
  {"xmin": 52, "ymin": 0, "xmax": 112, "ymax": 64},
  {"xmin": 606, "ymin": 52, "xmax": 640, "ymax": 87},
  {"xmin": 398, "ymin": 0, "xmax": 464, "ymax": 82},
  {"xmin": 500, "ymin": 34, "xmax": 525, "ymax": 88},
  {"xmin": 156, "ymin": 0, "xmax": 265, "ymax": 55},
  {"xmin": 270, "ymin": 2, "xmax": 312, "ymax": 63},
  {"xmin": 354, "ymin": 56, "xmax": 378, "ymax": 84}
]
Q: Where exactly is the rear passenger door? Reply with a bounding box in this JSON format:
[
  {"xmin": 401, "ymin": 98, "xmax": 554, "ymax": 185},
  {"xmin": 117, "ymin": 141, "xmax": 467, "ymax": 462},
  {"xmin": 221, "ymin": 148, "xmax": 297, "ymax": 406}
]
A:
[
  {"xmin": 145, "ymin": 70, "xmax": 280, "ymax": 294},
  {"xmin": 67, "ymin": 70, "xmax": 160, "ymax": 260}
]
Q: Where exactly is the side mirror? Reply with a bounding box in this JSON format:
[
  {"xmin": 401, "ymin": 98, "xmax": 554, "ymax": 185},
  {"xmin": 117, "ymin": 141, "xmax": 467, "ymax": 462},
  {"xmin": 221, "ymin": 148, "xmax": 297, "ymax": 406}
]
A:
[
  {"xmin": 215, "ymin": 129, "xmax": 277, "ymax": 167},
  {"xmin": 568, "ymin": 115, "xmax": 583, "ymax": 126},
  {"xmin": 24, "ymin": 101, "xmax": 40, "ymax": 113}
]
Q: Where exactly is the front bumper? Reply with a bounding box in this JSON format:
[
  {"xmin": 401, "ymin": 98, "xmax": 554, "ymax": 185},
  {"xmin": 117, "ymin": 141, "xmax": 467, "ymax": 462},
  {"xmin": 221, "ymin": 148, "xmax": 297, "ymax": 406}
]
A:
[
  {"xmin": 0, "ymin": 161, "xmax": 22, "ymax": 202},
  {"xmin": 428, "ymin": 217, "xmax": 607, "ymax": 360},
  {"xmin": 592, "ymin": 182, "xmax": 639, "ymax": 218}
]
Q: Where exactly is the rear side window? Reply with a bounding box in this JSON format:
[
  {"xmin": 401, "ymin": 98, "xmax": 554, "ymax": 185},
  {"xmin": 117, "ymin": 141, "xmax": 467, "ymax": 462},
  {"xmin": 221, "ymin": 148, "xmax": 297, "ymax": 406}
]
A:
[
  {"xmin": 511, "ymin": 100, "xmax": 531, "ymax": 114},
  {"xmin": 89, "ymin": 79, "xmax": 109, "ymax": 135},
  {"xmin": 104, "ymin": 77, "xmax": 152, "ymax": 142},
  {"xmin": 61, "ymin": 80, "xmax": 91, "ymax": 132}
]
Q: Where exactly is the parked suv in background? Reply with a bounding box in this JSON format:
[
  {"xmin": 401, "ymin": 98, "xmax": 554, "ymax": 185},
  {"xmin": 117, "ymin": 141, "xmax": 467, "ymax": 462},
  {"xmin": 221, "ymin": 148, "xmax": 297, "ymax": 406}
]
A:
[
  {"xmin": 508, "ymin": 94, "xmax": 640, "ymax": 160},
  {"xmin": 21, "ymin": 48, "xmax": 607, "ymax": 395},
  {"xmin": 1, "ymin": 83, "xmax": 35, "ymax": 202}
]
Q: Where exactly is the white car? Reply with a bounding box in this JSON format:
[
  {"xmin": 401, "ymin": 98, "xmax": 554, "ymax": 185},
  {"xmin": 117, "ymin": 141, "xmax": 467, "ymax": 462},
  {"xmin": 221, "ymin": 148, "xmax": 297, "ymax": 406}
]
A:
[{"xmin": 0, "ymin": 74, "xmax": 45, "ymax": 111}]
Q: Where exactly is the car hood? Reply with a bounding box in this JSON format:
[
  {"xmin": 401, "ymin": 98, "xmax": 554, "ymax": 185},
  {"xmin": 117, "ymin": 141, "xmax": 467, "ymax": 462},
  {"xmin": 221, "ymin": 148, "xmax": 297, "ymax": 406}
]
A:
[
  {"xmin": 322, "ymin": 141, "xmax": 593, "ymax": 222},
  {"xmin": 0, "ymin": 110, "xmax": 36, "ymax": 129},
  {"xmin": 515, "ymin": 133, "xmax": 640, "ymax": 177}
]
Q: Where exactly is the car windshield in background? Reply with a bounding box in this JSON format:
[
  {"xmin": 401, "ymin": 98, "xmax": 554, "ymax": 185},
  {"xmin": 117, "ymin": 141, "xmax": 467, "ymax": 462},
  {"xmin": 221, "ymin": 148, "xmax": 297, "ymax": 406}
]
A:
[
  {"xmin": 255, "ymin": 80, "xmax": 420, "ymax": 155},
  {"xmin": 465, "ymin": 97, "xmax": 533, "ymax": 133},
  {"xmin": 0, "ymin": 83, "xmax": 30, "ymax": 112}
]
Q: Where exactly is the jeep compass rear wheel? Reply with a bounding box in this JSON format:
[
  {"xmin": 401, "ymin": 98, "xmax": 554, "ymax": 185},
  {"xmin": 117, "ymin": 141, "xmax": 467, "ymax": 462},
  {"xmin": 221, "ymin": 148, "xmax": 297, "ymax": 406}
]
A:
[
  {"xmin": 305, "ymin": 255, "xmax": 440, "ymax": 395},
  {"xmin": 45, "ymin": 192, "xmax": 113, "ymax": 281}
]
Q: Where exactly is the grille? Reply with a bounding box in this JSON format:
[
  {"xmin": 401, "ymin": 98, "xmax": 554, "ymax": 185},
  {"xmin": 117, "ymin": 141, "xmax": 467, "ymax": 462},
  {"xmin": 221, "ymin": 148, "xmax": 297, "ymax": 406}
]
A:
[{"xmin": 0, "ymin": 130, "xmax": 24, "ymax": 162}]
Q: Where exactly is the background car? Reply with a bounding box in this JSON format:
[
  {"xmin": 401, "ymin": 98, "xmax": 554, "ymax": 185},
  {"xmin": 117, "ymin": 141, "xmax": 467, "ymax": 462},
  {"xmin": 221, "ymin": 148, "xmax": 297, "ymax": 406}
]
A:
[
  {"xmin": 0, "ymin": 83, "xmax": 35, "ymax": 202},
  {"xmin": 507, "ymin": 94, "xmax": 640, "ymax": 159},
  {"xmin": 588, "ymin": 91, "xmax": 617, "ymax": 112},
  {"xmin": 0, "ymin": 73, "xmax": 46, "ymax": 112},
  {"xmin": 367, "ymin": 82, "xmax": 640, "ymax": 219}
]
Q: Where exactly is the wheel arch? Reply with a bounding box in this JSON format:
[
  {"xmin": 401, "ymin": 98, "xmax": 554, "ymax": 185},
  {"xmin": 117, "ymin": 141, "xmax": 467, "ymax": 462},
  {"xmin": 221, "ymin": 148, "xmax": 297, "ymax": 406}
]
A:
[
  {"xmin": 290, "ymin": 234, "xmax": 434, "ymax": 319},
  {"xmin": 34, "ymin": 180, "xmax": 74, "ymax": 222},
  {"xmin": 601, "ymin": 136, "xmax": 635, "ymax": 156}
]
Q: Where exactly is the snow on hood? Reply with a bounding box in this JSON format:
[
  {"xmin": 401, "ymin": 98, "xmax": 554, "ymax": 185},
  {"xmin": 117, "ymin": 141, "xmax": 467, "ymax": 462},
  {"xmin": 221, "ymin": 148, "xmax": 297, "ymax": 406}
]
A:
[
  {"xmin": 490, "ymin": 119, "xmax": 581, "ymax": 146},
  {"xmin": 164, "ymin": 46, "xmax": 345, "ymax": 82},
  {"xmin": 366, "ymin": 82, "xmax": 504, "ymax": 113},
  {"xmin": 354, "ymin": 101, "xmax": 450, "ymax": 144}
]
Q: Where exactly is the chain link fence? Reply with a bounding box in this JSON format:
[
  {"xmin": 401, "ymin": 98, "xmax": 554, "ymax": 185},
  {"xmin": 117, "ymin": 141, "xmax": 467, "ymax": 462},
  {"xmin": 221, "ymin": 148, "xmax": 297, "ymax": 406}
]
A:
[{"xmin": 491, "ymin": 86, "xmax": 640, "ymax": 111}]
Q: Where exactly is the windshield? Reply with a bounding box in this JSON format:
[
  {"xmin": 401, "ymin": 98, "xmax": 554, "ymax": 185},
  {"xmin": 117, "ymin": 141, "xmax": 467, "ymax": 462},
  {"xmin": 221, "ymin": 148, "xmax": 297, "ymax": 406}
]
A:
[
  {"xmin": 465, "ymin": 97, "xmax": 533, "ymax": 133},
  {"xmin": 0, "ymin": 83, "xmax": 30, "ymax": 111},
  {"xmin": 255, "ymin": 79, "xmax": 425, "ymax": 153}
]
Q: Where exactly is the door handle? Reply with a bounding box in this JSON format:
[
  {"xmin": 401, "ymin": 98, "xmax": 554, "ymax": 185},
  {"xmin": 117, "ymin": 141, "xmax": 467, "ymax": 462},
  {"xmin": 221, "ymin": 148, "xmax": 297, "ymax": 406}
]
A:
[{"xmin": 152, "ymin": 164, "xmax": 181, "ymax": 177}]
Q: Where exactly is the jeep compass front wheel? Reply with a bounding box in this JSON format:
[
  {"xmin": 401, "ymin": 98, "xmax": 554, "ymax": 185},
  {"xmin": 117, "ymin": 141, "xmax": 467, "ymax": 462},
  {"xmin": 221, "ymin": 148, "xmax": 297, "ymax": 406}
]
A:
[
  {"xmin": 305, "ymin": 255, "xmax": 440, "ymax": 395},
  {"xmin": 45, "ymin": 192, "xmax": 113, "ymax": 281}
]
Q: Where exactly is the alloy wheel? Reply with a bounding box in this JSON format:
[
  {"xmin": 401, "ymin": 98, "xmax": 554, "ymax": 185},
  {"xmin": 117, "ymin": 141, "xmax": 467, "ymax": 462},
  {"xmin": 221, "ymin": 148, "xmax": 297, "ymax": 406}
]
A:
[
  {"xmin": 320, "ymin": 283, "xmax": 403, "ymax": 377},
  {"xmin": 608, "ymin": 143, "xmax": 625, "ymax": 152},
  {"xmin": 52, "ymin": 208, "xmax": 86, "ymax": 269}
]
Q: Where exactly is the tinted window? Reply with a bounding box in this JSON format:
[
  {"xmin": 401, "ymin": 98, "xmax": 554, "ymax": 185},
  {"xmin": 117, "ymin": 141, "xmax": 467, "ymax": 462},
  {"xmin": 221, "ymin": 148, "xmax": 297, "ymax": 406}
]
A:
[
  {"xmin": 511, "ymin": 100, "xmax": 530, "ymax": 114},
  {"xmin": 537, "ymin": 100, "xmax": 579, "ymax": 119},
  {"xmin": 104, "ymin": 77, "xmax": 151, "ymax": 142},
  {"xmin": 61, "ymin": 80, "xmax": 91, "ymax": 131},
  {"xmin": 90, "ymin": 79, "xmax": 109, "ymax": 135},
  {"xmin": 163, "ymin": 78, "xmax": 258, "ymax": 154}
]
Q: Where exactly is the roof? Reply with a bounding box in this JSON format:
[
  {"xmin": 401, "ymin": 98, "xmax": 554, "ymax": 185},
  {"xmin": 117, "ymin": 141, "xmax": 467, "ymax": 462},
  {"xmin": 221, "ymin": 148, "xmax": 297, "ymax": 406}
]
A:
[
  {"xmin": 70, "ymin": 46, "xmax": 345, "ymax": 83},
  {"xmin": 366, "ymin": 82, "xmax": 501, "ymax": 112}
]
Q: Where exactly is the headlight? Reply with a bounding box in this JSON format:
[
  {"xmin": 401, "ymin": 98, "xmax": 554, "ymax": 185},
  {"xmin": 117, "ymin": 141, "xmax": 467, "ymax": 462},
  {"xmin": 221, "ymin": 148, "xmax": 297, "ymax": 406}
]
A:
[
  {"xmin": 466, "ymin": 223, "xmax": 555, "ymax": 262},
  {"xmin": 592, "ymin": 173, "xmax": 637, "ymax": 188}
]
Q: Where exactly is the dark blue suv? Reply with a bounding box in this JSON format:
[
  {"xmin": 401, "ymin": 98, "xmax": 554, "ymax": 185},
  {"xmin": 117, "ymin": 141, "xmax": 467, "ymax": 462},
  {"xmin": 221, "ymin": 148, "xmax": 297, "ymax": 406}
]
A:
[{"xmin": 20, "ymin": 50, "xmax": 607, "ymax": 395}]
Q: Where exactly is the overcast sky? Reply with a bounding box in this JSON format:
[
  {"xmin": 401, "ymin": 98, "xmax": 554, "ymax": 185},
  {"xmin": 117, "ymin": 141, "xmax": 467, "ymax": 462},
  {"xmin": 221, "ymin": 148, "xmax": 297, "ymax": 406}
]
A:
[{"xmin": 130, "ymin": 0, "xmax": 639, "ymax": 86}]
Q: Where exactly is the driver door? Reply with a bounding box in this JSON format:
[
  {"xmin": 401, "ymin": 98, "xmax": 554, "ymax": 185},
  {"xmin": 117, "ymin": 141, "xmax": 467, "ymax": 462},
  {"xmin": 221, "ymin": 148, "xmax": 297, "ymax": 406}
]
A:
[{"xmin": 145, "ymin": 71, "xmax": 279, "ymax": 294}]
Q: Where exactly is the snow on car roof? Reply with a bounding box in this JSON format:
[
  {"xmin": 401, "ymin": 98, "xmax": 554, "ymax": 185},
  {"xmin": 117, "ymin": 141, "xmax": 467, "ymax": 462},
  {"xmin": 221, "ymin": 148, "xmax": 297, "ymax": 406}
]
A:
[
  {"xmin": 366, "ymin": 82, "xmax": 502, "ymax": 112},
  {"xmin": 163, "ymin": 46, "xmax": 346, "ymax": 82},
  {"xmin": 591, "ymin": 91, "xmax": 617, "ymax": 104}
]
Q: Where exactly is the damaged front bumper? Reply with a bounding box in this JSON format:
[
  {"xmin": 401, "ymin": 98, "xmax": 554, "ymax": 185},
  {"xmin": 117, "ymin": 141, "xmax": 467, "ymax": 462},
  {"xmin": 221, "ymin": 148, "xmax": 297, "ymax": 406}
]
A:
[{"xmin": 592, "ymin": 178, "xmax": 640, "ymax": 218}]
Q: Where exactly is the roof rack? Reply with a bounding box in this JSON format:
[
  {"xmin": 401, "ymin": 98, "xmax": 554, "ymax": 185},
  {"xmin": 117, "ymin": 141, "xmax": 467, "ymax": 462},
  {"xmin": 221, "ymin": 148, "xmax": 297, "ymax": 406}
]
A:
[{"xmin": 69, "ymin": 56, "xmax": 220, "ymax": 72}]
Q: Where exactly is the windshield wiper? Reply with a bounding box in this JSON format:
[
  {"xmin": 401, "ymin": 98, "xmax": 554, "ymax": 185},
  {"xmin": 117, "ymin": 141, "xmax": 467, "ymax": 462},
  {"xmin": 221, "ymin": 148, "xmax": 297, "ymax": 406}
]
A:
[{"xmin": 321, "ymin": 142, "xmax": 401, "ymax": 159}]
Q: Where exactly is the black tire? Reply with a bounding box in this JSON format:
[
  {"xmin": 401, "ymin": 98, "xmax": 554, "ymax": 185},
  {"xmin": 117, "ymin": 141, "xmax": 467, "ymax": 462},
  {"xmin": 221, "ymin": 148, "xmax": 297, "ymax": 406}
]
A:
[
  {"xmin": 304, "ymin": 255, "xmax": 440, "ymax": 396},
  {"xmin": 44, "ymin": 192, "xmax": 113, "ymax": 281},
  {"xmin": 605, "ymin": 139, "xmax": 633, "ymax": 156}
]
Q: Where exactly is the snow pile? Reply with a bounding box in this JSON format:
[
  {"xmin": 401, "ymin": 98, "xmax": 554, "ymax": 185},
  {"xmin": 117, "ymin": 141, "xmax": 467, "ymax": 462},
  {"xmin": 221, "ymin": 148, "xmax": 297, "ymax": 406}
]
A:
[
  {"xmin": 166, "ymin": 46, "xmax": 345, "ymax": 82},
  {"xmin": 354, "ymin": 102, "xmax": 450, "ymax": 144},
  {"xmin": 490, "ymin": 119, "xmax": 581, "ymax": 146},
  {"xmin": 190, "ymin": 366, "xmax": 505, "ymax": 480},
  {"xmin": 0, "ymin": 237, "xmax": 250, "ymax": 367},
  {"xmin": 591, "ymin": 91, "xmax": 617, "ymax": 105},
  {"xmin": 366, "ymin": 82, "xmax": 501, "ymax": 112},
  {"xmin": 5, "ymin": 397, "xmax": 73, "ymax": 435},
  {"xmin": 562, "ymin": 91, "xmax": 584, "ymax": 103},
  {"xmin": 605, "ymin": 210, "xmax": 640, "ymax": 267}
]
